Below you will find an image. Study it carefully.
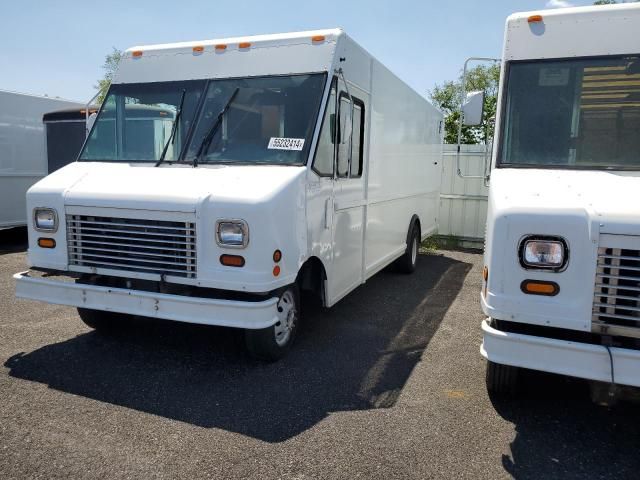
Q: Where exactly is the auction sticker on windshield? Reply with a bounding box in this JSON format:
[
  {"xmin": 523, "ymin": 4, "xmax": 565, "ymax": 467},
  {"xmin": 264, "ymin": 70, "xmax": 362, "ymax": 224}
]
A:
[{"xmin": 268, "ymin": 137, "xmax": 305, "ymax": 151}]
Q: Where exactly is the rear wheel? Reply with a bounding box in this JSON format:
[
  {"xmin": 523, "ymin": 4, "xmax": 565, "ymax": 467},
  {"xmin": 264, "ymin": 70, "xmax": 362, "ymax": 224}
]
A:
[
  {"xmin": 245, "ymin": 286, "xmax": 300, "ymax": 361},
  {"xmin": 397, "ymin": 224, "xmax": 420, "ymax": 274},
  {"xmin": 486, "ymin": 360, "xmax": 519, "ymax": 397},
  {"xmin": 77, "ymin": 308, "xmax": 130, "ymax": 331}
]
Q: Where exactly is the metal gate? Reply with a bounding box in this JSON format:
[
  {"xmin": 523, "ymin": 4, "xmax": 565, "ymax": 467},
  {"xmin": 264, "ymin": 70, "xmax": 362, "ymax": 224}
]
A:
[{"xmin": 437, "ymin": 144, "xmax": 489, "ymax": 249}]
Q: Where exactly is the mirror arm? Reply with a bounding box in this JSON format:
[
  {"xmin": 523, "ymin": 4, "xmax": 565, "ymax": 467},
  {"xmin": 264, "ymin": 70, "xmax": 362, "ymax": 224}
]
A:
[{"xmin": 456, "ymin": 57, "xmax": 500, "ymax": 179}]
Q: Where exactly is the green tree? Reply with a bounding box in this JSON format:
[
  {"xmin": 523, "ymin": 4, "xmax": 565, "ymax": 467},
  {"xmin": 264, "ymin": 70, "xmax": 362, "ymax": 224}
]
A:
[
  {"xmin": 95, "ymin": 47, "xmax": 123, "ymax": 104},
  {"xmin": 429, "ymin": 64, "xmax": 500, "ymax": 145}
]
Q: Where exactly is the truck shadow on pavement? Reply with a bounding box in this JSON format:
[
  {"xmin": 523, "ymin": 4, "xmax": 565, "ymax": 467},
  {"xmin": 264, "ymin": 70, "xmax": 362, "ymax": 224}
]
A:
[
  {"xmin": 492, "ymin": 370, "xmax": 640, "ymax": 479},
  {"xmin": 5, "ymin": 253, "xmax": 472, "ymax": 443},
  {"xmin": 0, "ymin": 227, "xmax": 28, "ymax": 255}
]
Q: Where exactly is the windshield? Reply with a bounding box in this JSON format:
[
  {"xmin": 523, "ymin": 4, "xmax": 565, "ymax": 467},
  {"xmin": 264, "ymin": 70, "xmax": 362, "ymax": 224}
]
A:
[
  {"xmin": 184, "ymin": 73, "xmax": 326, "ymax": 165},
  {"xmin": 498, "ymin": 55, "xmax": 640, "ymax": 170},
  {"xmin": 79, "ymin": 80, "xmax": 206, "ymax": 162},
  {"xmin": 79, "ymin": 74, "xmax": 326, "ymax": 166}
]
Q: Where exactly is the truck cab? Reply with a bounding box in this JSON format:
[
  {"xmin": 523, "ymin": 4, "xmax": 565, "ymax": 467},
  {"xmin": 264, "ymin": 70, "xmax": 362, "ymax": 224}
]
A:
[{"xmin": 481, "ymin": 4, "xmax": 640, "ymax": 395}]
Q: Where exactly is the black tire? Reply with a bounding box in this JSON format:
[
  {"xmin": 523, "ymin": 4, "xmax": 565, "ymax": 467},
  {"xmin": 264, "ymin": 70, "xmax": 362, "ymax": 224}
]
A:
[
  {"xmin": 77, "ymin": 308, "xmax": 130, "ymax": 331},
  {"xmin": 486, "ymin": 360, "xmax": 519, "ymax": 397},
  {"xmin": 245, "ymin": 286, "xmax": 300, "ymax": 362},
  {"xmin": 397, "ymin": 224, "xmax": 420, "ymax": 274}
]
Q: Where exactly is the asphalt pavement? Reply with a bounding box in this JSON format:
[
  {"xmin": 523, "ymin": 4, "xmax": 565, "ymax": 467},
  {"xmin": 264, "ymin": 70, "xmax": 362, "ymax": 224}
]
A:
[{"xmin": 1, "ymin": 227, "xmax": 639, "ymax": 479}]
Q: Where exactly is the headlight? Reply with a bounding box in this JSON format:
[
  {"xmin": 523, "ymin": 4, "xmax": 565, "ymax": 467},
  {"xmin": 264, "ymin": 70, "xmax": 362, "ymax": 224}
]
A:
[
  {"xmin": 33, "ymin": 208, "xmax": 58, "ymax": 232},
  {"xmin": 216, "ymin": 219, "xmax": 249, "ymax": 248},
  {"xmin": 520, "ymin": 236, "xmax": 568, "ymax": 270}
]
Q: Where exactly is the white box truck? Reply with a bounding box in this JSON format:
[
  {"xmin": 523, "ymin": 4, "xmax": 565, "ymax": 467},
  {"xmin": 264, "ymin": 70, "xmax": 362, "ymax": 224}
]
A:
[
  {"xmin": 478, "ymin": 4, "xmax": 640, "ymax": 397},
  {"xmin": 0, "ymin": 90, "xmax": 82, "ymax": 229},
  {"xmin": 14, "ymin": 29, "xmax": 443, "ymax": 360}
]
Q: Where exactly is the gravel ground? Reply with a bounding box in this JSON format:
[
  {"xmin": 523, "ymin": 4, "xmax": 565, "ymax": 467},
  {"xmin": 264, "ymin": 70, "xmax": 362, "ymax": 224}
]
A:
[{"xmin": 1, "ymin": 227, "xmax": 639, "ymax": 479}]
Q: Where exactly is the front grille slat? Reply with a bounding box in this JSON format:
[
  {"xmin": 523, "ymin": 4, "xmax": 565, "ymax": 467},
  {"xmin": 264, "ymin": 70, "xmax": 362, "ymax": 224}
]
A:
[
  {"xmin": 67, "ymin": 215, "xmax": 197, "ymax": 278},
  {"xmin": 69, "ymin": 240, "xmax": 190, "ymax": 253},
  {"xmin": 68, "ymin": 234, "xmax": 195, "ymax": 246},
  {"xmin": 592, "ymin": 246, "xmax": 640, "ymax": 337},
  {"xmin": 67, "ymin": 225, "xmax": 196, "ymax": 239},
  {"xmin": 68, "ymin": 219, "xmax": 194, "ymax": 231}
]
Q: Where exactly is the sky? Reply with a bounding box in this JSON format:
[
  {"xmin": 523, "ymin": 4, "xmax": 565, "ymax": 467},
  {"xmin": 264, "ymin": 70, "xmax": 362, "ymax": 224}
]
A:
[{"xmin": 1, "ymin": 0, "xmax": 597, "ymax": 102}]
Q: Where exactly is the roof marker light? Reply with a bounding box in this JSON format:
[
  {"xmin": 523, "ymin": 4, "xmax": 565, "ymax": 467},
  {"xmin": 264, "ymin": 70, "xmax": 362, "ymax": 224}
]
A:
[
  {"xmin": 215, "ymin": 44, "xmax": 227, "ymax": 51},
  {"xmin": 192, "ymin": 45, "xmax": 204, "ymax": 54},
  {"xmin": 132, "ymin": 50, "xmax": 143, "ymax": 58},
  {"xmin": 311, "ymin": 35, "xmax": 326, "ymax": 43},
  {"xmin": 528, "ymin": 15, "xmax": 543, "ymax": 23},
  {"xmin": 238, "ymin": 42, "xmax": 251, "ymax": 49}
]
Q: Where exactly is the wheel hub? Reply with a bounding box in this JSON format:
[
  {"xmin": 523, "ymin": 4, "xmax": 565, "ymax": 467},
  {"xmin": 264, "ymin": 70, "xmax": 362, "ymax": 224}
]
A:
[{"xmin": 274, "ymin": 290, "xmax": 296, "ymax": 346}]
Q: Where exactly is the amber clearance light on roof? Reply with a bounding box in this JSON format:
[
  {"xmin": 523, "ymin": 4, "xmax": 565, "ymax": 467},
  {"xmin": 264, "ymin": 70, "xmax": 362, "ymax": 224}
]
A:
[
  {"xmin": 192, "ymin": 45, "xmax": 204, "ymax": 54},
  {"xmin": 238, "ymin": 42, "xmax": 252, "ymax": 49},
  {"xmin": 131, "ymin": 50, "xmax": 143, "ymax": 58},
  {"xmin": 528, "ymin": 15, "xmax": 543, "ymax": 23}
]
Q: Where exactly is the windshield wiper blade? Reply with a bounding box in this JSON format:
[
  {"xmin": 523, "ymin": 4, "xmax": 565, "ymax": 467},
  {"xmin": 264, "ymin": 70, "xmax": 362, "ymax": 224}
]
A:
[
  {"xmin": 155, "ymin": 89, "xmax": 186, "ymax": 167},
  {"xmin": 193, "ymin": 87, "xmax": 239, "ymax": 168}
]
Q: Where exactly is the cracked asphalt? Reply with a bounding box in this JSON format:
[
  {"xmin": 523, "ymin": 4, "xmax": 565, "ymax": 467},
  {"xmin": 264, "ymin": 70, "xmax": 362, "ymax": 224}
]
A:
[{"xmin": 1, "ymin": 227, "xmax": 639, "ymax": 479}]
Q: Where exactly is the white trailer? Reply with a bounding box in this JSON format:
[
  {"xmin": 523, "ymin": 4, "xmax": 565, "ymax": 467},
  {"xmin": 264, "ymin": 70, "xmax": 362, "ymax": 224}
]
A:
[
  {"xmin": 476, "ymin": 4, "xmax": 640, "ymax": 397},
  {"xmin": 14, "ymin": 29, "xmax": 443, "ymax": 360},
  {"xmin": 0, "ymin": 90, "xmax": 82, "ymax": 229}
]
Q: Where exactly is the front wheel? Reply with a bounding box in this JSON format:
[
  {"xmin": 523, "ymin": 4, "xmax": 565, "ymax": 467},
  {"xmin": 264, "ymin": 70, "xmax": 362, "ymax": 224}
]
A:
[
  {"xmin": 397, "ymin": 225, "xmax": 420, "ymax": 274},
  {"xmin": 77, "ymin": 308, "xmax": 131, "ymax": 332},
  {"xmin": 486, "ymin": 360, "xmax": 519, "ymax": 397},
  {"xmin": 245, "ymin": 286, "xmax": 300, "ymax": 361}
]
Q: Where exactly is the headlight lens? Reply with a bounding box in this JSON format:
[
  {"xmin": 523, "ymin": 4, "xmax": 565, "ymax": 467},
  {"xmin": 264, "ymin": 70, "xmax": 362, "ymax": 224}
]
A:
[
  {"xmin": 33, "ymin": 208, "xmax": 58, "ymax": 232},
  {"xmin": 521, "ymin": 237, "xmax": 567, "ymax": 269},
  {"xmin": 216, "ymin": 220, "xmax": 249, "ymax": 248}
]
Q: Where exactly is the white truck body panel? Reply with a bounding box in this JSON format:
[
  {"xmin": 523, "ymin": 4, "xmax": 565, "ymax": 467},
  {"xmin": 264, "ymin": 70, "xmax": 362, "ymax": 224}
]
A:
[
  {"xmin": 482, "ymin": 4, "xmax": 640, "ymax": 387},
  {"xmin": 17, "ymin": 29, "xmax": 443, "ymax": 329},
  {"xmin": 0, "ymin": 90, "xmax": 82, "ymax": 228}
]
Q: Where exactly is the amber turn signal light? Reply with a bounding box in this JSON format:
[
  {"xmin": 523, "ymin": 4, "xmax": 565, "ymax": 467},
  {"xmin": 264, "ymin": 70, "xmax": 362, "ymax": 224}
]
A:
[
  {"xmin": 38, "ymin": 238, "xmax": 56, "ymax": 249},
  {"xmin": 482, "ymin": 266, "xmax": 489, "ymax": 282},
  {"xmin": 521, "ymin": 280, "xmax": 559, "ymax": 296},
  {"xmin": 220, "ymin": 254, "xmax": 245, "ymax": 267}
]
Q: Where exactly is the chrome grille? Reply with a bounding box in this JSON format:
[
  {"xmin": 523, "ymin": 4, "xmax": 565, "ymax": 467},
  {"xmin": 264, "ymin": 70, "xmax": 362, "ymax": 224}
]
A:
[
  {"xmin": 67, "ymin": 215, "xmax": 197, "ymax": 278},
  {"xmin": 592, "ymin": 246, "xmax": 640, "ymax": 338}
]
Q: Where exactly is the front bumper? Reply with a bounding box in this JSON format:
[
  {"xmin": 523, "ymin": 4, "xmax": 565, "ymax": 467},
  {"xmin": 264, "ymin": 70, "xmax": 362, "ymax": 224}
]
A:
[
  {"xmin": 481, "ymin": 318, "xmax": 640, "ymax": 388},
  {"xmin": 14, "ymin": 271, "xmax": 279, "ymax": 330}
]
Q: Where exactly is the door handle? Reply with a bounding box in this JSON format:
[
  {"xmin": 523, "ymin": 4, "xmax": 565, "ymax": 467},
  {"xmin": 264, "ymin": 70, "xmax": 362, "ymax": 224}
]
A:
[{"xmin": 324, "ymin": 198, "xmax": 331, "ymax": 229}]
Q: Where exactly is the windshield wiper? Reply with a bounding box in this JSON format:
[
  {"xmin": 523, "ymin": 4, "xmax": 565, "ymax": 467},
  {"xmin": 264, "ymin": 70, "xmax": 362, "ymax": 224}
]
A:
[
  {"xmin": 193, "ymin": 87, "xmax": 240, "ymax": 168},
  {"xmin": 155, "ymin": 89, "xmax": 186, "ymax": 167}
]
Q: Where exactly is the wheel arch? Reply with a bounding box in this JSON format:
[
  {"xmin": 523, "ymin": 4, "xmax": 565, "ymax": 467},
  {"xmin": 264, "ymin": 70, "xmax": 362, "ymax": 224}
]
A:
[{"xmin": 296, "ymin": 256, "xmax": 328, "ymax": 307}]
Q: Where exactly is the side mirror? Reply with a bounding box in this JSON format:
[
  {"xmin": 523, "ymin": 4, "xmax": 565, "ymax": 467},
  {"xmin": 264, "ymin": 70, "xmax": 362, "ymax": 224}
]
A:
[
  {"xmin": 462, "ymin": 90, "xmax": 485, "ymax": 126},
  {"xmin": 86, "ymin": 112, "xmax": 97, "ymax": 137}
]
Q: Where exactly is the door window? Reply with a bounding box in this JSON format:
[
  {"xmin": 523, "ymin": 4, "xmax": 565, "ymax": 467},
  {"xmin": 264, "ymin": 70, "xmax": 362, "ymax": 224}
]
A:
[
  {"xmin": 337, "ymin": 93, "xmax": 365, "ymax": 178},
  {"xmin": 311, "ymin": 83, "xmax": 337, "ymax": 177}
]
